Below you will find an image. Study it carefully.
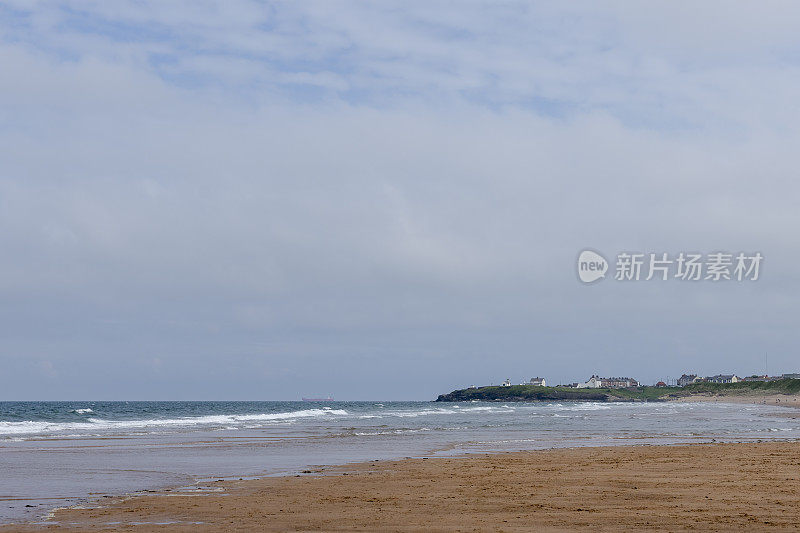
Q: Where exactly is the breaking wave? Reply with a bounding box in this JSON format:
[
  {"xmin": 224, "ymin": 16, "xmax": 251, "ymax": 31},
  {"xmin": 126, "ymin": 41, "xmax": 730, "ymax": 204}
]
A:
[{"xmin": 0, "ymin": 409, "xmax": 348, "ymax": 437}]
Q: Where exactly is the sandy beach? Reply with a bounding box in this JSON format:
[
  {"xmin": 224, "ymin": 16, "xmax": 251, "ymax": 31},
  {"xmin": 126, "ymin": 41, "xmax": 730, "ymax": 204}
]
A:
[
  {"xmin": 670, "ymin": 393, "xmax": 800, "ymax": 409},
  {"xmin": 6, "ymin": 1, "xmax": 800, "ymax": 532},
  {"xmin": 6, "ymin": 441, "xmax": 799, "ymax": 532}
]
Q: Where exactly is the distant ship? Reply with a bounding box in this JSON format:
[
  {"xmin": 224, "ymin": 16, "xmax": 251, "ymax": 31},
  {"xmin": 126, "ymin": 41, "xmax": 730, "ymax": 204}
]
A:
[{"xmin": 302, "ymin": 396, "xmax": 334, "ymax": 402}]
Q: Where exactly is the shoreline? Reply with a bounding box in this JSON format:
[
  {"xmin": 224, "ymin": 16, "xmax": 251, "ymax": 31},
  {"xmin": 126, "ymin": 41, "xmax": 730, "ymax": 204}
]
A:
[
  {"xmin": 2, "ymin": 399, "xmax": 799, "ymax": 531},
  {"xmin": 5, "ymin": 439, "xmax": 800, "ymax": 532},
  {"xmin": 440, "ymin": 392, "xmax": 800, "ymax": 408}
]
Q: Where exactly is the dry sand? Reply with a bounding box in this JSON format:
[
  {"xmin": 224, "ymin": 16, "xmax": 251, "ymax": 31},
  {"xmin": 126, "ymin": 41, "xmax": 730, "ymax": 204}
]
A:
[{"xmin": 5, "ymin": 441, "xmax": 800, "ymax": 532}]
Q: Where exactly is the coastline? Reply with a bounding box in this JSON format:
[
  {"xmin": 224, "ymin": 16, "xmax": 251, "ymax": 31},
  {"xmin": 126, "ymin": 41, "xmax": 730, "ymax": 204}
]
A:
[
  {"xmin": 435, "ymin": 380, "xmax": 800, "ymax": 404},
  {"xmin": 2, "ymin": 399, "xmax": 799, "ymax": 531},
  {"xmin": 5, "ymin": 440, "xmax": 800, "ymax": 532}
]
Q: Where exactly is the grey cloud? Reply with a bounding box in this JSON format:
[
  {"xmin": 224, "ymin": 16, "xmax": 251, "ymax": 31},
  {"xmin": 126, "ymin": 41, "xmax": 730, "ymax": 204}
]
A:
[{"xmin": 0, "ymin": 3, "xmax": 798, "ymax": 399}]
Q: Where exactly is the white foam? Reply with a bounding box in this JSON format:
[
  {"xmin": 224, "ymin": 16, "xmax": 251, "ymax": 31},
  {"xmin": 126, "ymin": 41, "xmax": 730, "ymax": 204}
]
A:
[
  {"xmin": 378, "ymin": 405, "xmax": 511, "ymax": 418},
  {"xmin": 389, "ymin": 408, "xmax": 458, "ymax": 418},
  {"xmin": 0, "ymin": 409, "xmax": 349, "ymax": 437},
  {"xmin": 353, "ymin": 428, "xmax": 432, "ymax": 436},
  {"xmin": 73, "ymin": 408, "xmax": 93, "ymax": 414},
  {"xmin": 551, "ymin": 402, "xmax": 612, "ymax": 411}
]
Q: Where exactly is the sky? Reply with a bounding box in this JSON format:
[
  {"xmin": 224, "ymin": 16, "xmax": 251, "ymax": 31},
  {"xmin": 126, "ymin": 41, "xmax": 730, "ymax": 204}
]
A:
[{"xmin": 1, "ymin": 1, "xmax": 800, "ymax": 400}]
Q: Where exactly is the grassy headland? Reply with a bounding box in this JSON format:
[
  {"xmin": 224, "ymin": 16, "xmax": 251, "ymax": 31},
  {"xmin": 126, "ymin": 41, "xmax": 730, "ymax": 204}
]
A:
[{"xmin": 435, "ymin": 379, "xmax": 800, "ymax": 402}]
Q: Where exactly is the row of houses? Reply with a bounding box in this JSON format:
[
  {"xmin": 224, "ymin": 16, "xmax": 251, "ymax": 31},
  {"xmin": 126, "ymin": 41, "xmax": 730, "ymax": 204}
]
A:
[
  {"xmin": 488, "ymin": 372, "xmax": 800, "ymax": 389},
  {"xmin": 499, "ymin": 376, "xmax": 639, "ymax": 389},
  {"xmin": 575, "ymin": 375, "xmax": 639, "ymax": 389},
  {"xmin": 500, "ymin": 377, "xmax": 547, "ymax": 387},
  {"xmin": 743, "ymin": 373, "xmax": 800, "ymax": 381},
  {"xmin": 677, "ymin": 374, "xmax": 739, "ymax": 386},
  {"xmin": 677, "ymin": 373, "xmax": 800, "ymax": 386}
]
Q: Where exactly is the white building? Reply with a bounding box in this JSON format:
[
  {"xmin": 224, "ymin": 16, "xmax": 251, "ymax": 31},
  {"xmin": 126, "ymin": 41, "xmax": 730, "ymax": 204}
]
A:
[
  {"xmin": 576, "ymin": 375, "xmax": 602, "ymax": 388},
  {"xmin": 677, "ymin": 374, "xmax": 702, "ymax": 387},
  {"xmin": 502, "ymin": 379, "xmax": 512, "ymax": 387},
  {"xmin": 577, "ymin": 375, "xmax": 638, "ymax": 389},
  {"xmin": 707, "ymin": 374, "xmax": 740, "ymax": 384},
  {"xmin": 529, "ymin": 377, "xmax": 546, "ymax": 387}
]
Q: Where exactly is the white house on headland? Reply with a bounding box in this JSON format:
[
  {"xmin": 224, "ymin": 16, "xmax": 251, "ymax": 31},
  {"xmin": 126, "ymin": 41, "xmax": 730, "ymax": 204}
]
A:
[
  {"xmin": 576, "ymin": 375, "xmax": 639, "ymax": 389},
  {"xmin": 529, "ymin": 377, "xmax": 546, "ymax": 386},
  {"xmin": 677, "ymin": 374, "xmax": 702, "ymax": 387},
  {"xmin": 502, "ymin": 379, "xmax": 512, "ymax": 387},
  {"xmin": 707, "ymin": 374, "xmax": 740, "ymax": 384},
  {"xmin": 577, "ymin": 376, "xmax": 600, "ymax": 388}
]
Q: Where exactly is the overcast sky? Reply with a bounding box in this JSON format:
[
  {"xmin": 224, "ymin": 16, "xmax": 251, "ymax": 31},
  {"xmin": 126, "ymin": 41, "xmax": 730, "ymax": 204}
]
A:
[{"xmin": 1, "ymin": 1, "xmax": 799, "ymax": 400}]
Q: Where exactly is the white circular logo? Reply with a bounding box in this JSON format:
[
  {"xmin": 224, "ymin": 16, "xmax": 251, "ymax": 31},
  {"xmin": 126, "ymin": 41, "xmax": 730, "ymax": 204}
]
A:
[{"xmin": 577, "ymin": 250, "xmax": 608, "ymax": 283}]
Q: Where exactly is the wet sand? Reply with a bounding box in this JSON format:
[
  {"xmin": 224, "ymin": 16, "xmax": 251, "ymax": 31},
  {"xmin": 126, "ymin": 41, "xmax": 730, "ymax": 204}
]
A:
[
  {"xmin": 670, "ymin": 393, "xmax": 800, "ymax": 408},
  {"xmin": 6, "ymin": 441, "xmax": 800, "ymax": 532}
]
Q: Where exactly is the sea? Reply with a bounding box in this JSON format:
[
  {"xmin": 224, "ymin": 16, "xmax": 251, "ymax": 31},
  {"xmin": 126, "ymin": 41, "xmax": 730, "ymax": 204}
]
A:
[{"xmin": 1, "ymin": 400, "xmax": 799, "ymax": 523}]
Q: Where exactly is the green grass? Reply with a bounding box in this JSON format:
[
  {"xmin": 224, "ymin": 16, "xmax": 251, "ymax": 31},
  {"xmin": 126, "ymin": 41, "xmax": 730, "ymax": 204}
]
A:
[
  {"xmin": 435, "ymin": 384, "xmax": 665, "ymax": 402},
  {"xmin": 666, "ymin": 379, "xmax": 800, "ymax": 397},
  {"xmin": 435, "ymin": 379, "xmax": 800, "ymax": 402},
  {"xmin": 603, "ymin": 386, "xmax": 670, "ymax": 401}
]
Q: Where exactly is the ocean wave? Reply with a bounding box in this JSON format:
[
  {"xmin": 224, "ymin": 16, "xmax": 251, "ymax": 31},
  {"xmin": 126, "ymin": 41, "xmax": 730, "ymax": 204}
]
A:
[
  {"xmin": 352, "ymin": 428, "xmax": 432, "ymax": 436},
  {"xmin": 73, "ymin": 408, "xmax": 93, "ymax": 414},
  {"xmin": 388, "ymin": 408, "xmax": 459, "ymax": 418},
  {"xmin": 377, "ymin": 405, "xmax": 511, "ymax": 418},
  {"xmin": 0, "ymin": 408, "xmax": 349, "ymax": 437},
  {"xmin": 551, "ymin": 402, "xmax": 612, "ymax": 411}
]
